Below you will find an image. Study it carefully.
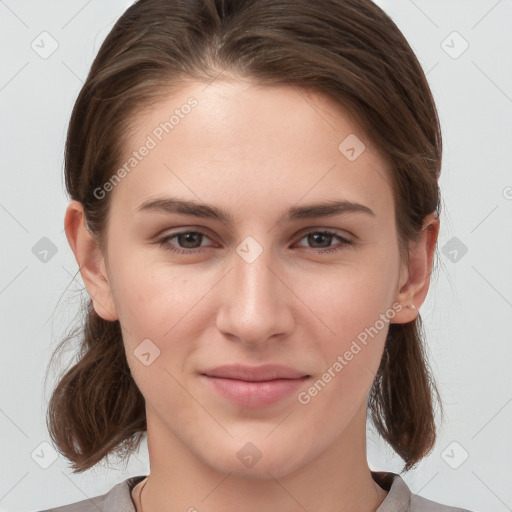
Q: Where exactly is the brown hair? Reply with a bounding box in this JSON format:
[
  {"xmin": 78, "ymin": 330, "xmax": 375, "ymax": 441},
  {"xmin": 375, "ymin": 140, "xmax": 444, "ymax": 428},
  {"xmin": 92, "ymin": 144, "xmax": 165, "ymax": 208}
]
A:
[{"xmin": 46, "ymin": 0, "xmax": 443, "ymax": 473}]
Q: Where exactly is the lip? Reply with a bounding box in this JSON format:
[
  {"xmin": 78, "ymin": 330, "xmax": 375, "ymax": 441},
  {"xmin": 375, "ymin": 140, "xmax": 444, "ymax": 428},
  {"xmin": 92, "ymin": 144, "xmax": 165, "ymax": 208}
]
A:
[
  {"xmin": 200, "ymin": 364, "xmax": 310, "ymax": 408},
  {"xmin": 202, "ymin": 364, "xmax": 308, "ymax": 381}
]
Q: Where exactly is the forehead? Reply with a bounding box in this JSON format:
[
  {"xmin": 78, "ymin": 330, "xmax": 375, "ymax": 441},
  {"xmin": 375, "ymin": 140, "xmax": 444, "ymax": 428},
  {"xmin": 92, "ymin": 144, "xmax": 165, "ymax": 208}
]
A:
[{"xmin": 109, "ymin": 79, "xmax": 394, "ymax": 222}]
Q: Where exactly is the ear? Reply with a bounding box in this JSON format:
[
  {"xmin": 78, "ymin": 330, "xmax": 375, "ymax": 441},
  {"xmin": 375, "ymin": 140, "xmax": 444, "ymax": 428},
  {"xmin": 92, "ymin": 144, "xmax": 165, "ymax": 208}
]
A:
[
  {"xmin": 391, "ymin": 212, "xmax": 440, "ymax": 324},
  {"xmin": 64, "ymin": 200, "xmax": 119, "ymax": 322}
]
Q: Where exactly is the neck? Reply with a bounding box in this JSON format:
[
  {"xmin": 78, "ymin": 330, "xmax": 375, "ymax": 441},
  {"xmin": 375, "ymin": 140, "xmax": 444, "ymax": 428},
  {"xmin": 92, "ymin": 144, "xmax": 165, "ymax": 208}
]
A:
[{"xmin": 137, "ymin": 403, "xmax": 388, "ymax": 512}]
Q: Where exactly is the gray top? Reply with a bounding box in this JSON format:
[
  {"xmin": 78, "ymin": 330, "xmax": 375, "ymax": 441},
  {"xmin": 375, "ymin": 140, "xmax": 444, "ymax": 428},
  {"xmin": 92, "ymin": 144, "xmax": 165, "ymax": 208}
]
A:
[{"xmin": 36, "ymin": 472, "xmax": 474, "ymax": 512}]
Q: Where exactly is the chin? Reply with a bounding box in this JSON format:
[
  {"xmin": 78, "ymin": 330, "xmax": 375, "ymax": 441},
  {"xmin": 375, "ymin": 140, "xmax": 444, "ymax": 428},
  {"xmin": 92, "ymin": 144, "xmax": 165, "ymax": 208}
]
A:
[{"xmin": 201, "ymin": 435, "xmax": 313, "ymax": 481}]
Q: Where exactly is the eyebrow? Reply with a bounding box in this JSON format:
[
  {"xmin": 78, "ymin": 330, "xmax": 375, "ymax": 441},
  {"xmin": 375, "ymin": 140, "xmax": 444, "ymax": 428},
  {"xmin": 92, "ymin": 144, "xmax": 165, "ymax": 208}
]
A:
[{"xmin": 135, "ymin": 196, "xmax": 375, "ymax": 224}]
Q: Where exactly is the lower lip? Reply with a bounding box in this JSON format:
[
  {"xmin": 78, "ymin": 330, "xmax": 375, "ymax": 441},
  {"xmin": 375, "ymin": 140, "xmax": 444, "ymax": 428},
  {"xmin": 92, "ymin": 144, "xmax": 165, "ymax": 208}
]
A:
[{"xmin": 201, "ymin": 375, "xmax": 310, "ymax": 407}]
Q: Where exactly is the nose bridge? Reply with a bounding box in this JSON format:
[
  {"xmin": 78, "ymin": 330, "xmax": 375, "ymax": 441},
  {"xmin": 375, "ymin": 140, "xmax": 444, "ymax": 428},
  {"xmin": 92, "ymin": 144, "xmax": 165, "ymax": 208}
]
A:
[
  {"xmin": 216, "ymin": 236, "xmax": 293, "ymax": 344},
  {"xmin": 236, "ymin": 241, "xmax": 277, "ymax": 308}
]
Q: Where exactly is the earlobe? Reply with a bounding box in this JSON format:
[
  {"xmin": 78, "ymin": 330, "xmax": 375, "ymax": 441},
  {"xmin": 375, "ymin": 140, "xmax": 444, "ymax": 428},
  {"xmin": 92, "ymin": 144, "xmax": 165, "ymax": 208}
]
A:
[
  {"xmin": 64, "ymin": 200, "xmax": 119, "ymax": 322},
  {"xmin": 391, "ymin": 213, "xmax": 440, "ymax": 324}
]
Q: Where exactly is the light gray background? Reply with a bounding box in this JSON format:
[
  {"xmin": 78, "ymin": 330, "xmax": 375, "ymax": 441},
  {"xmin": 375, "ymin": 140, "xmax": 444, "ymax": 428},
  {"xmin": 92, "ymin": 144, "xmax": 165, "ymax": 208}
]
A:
[{"xmin": 1, "ymin": 1, "xmax": 511, "ymax": 511}]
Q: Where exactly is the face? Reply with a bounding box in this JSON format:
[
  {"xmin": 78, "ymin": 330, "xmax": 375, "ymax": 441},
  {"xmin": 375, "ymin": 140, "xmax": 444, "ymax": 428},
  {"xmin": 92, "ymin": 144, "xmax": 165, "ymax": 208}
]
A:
[{"xmin": 88, "ymin": 79, "xmax": 413, "ymax": 479}]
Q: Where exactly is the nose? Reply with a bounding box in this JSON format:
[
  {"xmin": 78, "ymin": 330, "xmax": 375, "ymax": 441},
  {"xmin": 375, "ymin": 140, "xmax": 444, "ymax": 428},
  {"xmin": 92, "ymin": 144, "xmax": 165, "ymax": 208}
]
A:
[{"xmin": 215, "ymin": 242, "xmax": 295, "ymax": 347}]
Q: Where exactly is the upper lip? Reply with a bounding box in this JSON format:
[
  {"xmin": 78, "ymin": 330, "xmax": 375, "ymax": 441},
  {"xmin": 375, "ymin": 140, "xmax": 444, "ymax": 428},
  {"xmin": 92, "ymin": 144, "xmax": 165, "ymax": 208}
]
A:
[{"xmin": 201, "ymin": 364, "xmax": 309, "ymax": 381}]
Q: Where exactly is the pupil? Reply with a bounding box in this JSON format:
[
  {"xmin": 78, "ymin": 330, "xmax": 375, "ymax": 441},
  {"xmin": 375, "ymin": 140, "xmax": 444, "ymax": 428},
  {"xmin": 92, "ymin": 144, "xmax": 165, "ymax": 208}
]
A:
[
  {"xmin": 180, "ymin": 232, "xmax": 200, "ymax": 248},
  {"xmin": 310, "ymin": 233, "xmax": 330, "ymax": 248}
]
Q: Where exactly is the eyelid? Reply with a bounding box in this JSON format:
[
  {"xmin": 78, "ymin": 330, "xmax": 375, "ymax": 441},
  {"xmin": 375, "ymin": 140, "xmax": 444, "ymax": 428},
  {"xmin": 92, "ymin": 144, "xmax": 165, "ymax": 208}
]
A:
[
  {"xmin": 154, "ymin": 226, "xmax": 218, "ymax": 244},
  {"xmin": 294, "ymin": 225, "xmax": 355, "ymax": 242}
]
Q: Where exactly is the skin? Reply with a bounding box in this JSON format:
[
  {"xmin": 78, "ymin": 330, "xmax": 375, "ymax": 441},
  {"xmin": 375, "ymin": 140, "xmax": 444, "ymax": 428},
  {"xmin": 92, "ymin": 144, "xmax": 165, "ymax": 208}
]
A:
[{"xmin": 65, "ymin": 78, "xmax": 439, "ymax": 512}]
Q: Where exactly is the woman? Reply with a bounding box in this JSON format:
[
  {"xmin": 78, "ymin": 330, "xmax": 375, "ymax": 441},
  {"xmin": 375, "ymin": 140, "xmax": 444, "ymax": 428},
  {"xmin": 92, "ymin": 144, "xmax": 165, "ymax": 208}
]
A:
[{"xmin": 42, "ymin": 0, "xmax": 473, "ymax": 510}]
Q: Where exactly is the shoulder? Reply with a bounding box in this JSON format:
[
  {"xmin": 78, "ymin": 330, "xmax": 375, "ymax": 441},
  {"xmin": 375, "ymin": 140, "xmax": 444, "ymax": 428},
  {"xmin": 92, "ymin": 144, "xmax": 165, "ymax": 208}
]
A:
[
  {"xmin": 373, "ymin": 471, "xmax": 475, "ymax": 512},
  {"xmin": 410, "ymin": 493, "xmax": 474, "ymax": 512},
  {"xmin": 34, "ymin": 475, "xmax": 147, "ymax": 512}
]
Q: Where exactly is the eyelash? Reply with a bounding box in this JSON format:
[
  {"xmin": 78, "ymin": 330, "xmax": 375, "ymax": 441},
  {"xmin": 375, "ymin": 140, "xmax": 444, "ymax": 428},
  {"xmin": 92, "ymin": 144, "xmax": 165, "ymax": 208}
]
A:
[{"xmin": 155, "ymin": 229, "xmax": 354, "ymax": 255}]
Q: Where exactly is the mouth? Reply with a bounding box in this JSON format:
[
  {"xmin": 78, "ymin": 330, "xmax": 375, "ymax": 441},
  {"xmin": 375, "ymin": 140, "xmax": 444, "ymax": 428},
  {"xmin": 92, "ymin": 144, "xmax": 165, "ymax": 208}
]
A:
[{"xmin": 200, "ymin": 364, "xmax": 310, "ymax": 408}]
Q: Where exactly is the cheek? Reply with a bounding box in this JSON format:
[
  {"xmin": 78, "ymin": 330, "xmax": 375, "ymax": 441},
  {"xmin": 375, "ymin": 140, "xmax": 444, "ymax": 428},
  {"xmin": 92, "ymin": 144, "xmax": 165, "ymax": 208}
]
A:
[
  {"xmin": 298, "ymin": 300, "xmax": 392, "ymax": 424},
  {"xmin": 301, "ymin": 251, "xmax": 399, "ymax": 340},
  {"xmin": 111, "ymin": 261, "xmax": 204, "ymax": 404},
  {"xmin": 108, "ymin": 253, "xmax": 219, "ymax": 378},
  {"xmin": 301, "ymin": 247, "xmax": 399, "ymax": 393},
  {"xmin": 109, "ymin": 251, "xmax": 196, "ymax": 336}
]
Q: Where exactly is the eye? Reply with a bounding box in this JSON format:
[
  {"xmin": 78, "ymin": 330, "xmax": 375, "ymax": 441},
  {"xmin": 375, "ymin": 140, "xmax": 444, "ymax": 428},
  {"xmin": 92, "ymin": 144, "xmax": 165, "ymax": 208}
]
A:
[
  {"xmin": 294, "ymin": 230, "xmax": 354, "ymax": 254},
  {"xmin": 155, "ymin": 231, "xmax": 212, "ymax": 255},
  {"xmin": 155, "ymin": 229, "xmax": 354, "ymax": 255}
]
